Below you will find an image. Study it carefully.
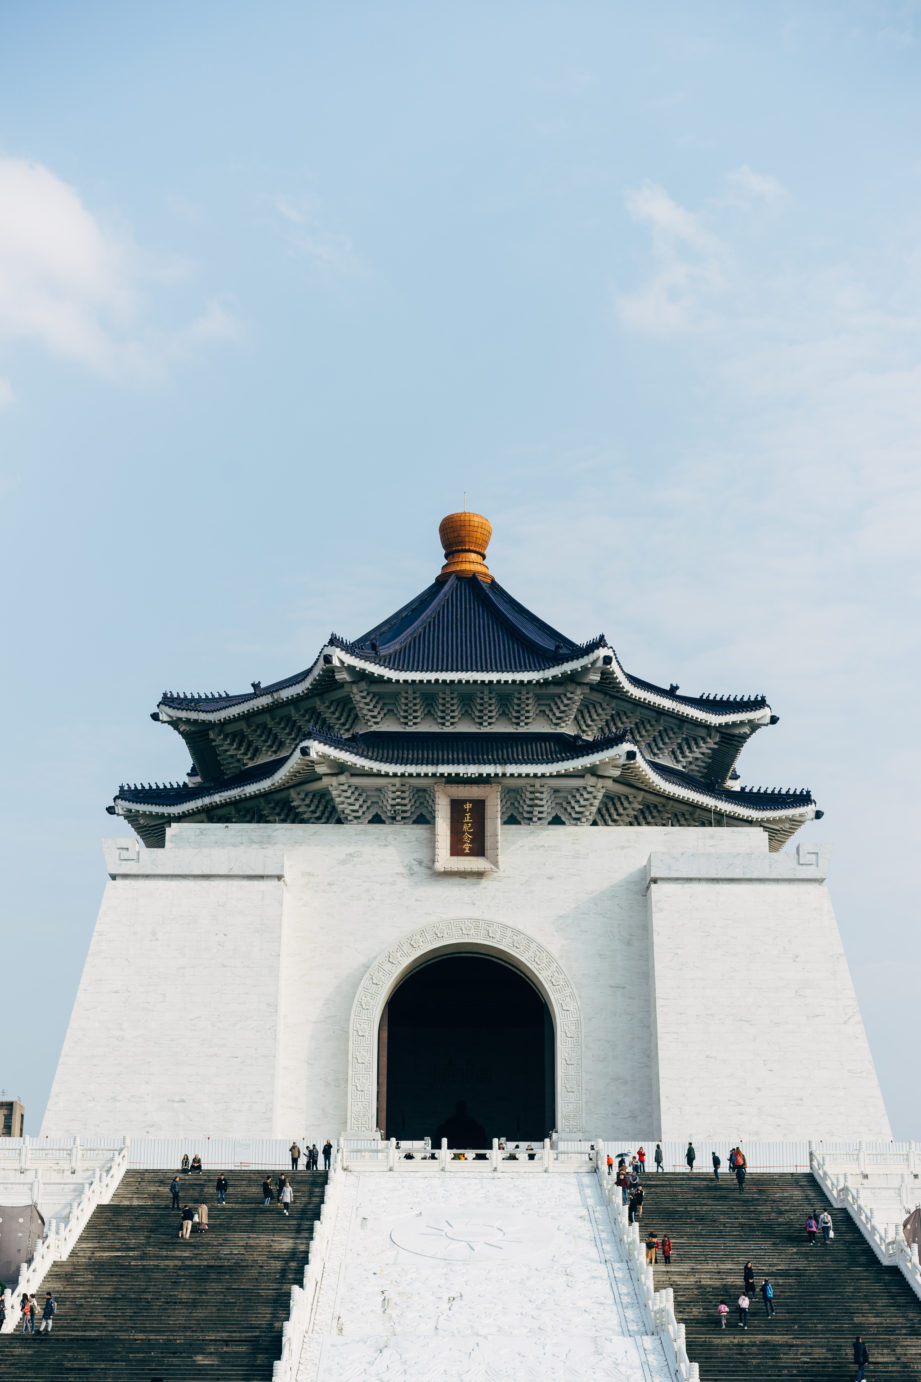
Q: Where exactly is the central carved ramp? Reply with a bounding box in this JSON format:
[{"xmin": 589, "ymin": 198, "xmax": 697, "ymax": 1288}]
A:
[{"xmin": 296, "ymin": 1171, "xmax": 673, "ymax": 1381}]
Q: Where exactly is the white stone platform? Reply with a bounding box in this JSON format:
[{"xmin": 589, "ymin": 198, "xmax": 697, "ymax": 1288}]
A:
[{"xmin": 296, "ymin": 1172, "xmax": 672, "ymax": 1381}]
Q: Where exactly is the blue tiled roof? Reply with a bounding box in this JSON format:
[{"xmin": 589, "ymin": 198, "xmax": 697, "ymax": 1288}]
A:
[
  {"xmin": 332, "ymin": 576, "xmax": 604, "ymax": 673},
  {"xmin": 156, "ymin": 574, "xmax": 768, "ymax": 717},
  {"xmin": 115, "ymin": 750, "xmax": 291, "ymax": 803},
  {"xmin": 324, "ymin": 729, "xmax": 630, "ymax": 766},
  {"xmin": 159, "ymin": 665, "xmax": 320, "ymax": 713},
  {"xmin": 648, "ymin": 759, "xmax": 814, "ymax": 809},
  {"xmin": 113, "ymin": 727, "xmax": 813, "ymax": 813}
]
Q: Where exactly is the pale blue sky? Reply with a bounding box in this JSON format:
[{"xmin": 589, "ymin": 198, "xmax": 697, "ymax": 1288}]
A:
[{"xmin": 1, "ymin": 2, "xmax": 919, "ymax": 1133}]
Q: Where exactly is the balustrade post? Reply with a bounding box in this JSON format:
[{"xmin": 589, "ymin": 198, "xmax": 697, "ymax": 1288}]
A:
[
  {"xmin": 71, "ymin": 1135, "xmax": 80, "ymax": 1175},
  {"xmin": 491, "ymin": 1138, "xmax": 499, "ymax": 1172},
  {"xmin": 18, "ymin": 1140, "xmax": 27, "ymax": 1174},
  {"xmin": 387, "ymin": 1138, "xmax": 396, "ymax": 1171},
  {"xmin": 858, "ymin": 1141, "xmax": 867, "ymax": 1174},
  {"xmin": 440, "ymin": 1138, "xmax": 448, "ymax": 1172},
  {"xmin": 543, "ymin": 1138, "xmax": 551, "ymax": 1172},
  {"xmin": 910, "ymin": 1141, "xmax": 918, "ymax": 1176}
]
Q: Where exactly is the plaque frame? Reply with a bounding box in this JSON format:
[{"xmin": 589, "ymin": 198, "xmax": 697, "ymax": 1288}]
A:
[{"xmin": 433, "ymin": 783, "xmax": 500, "ymax": 873}]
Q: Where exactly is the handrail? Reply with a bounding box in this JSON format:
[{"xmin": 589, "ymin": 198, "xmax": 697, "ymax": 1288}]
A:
[
  {"xmin": 272, "ymin": 1148, "xmax": 345, "ymax": 1382},
  {"xmin": 0, "ymin": 1139, "xmax": 130, "ymax": 1333},
  {"xmin": 810, "ymin": 1148, "xmax": 921, "ymax": 1303},
  {"xmin": 339, "ymin": 1136, "xmax": 598, "ymax": 1172},
  {"xmin": 595, "ymin": 1145, "xmax": 698, "ymax": 1381}
]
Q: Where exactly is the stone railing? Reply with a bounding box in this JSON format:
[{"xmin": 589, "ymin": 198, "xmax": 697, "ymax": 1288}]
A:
[
  {"xmin": 810, "ymin": 1147, "xmax": 921, "ymax": 1303},
  {"xmin": 595, "ymin": 1150, "xmax": 698, "ymax": 1382},
  {"xmin": 340, "ymin": 1136, "xmax": 597, "ymax": 1172},
  {"xmin": 0, "ymin": 1135, "xmax": 126, "ymax": 1177},
  {"xmin": 272, "ymin": 1149, "xmax": 345, "ymax": 1382},
  {"xmin": 0, "ymin": 1138, "xmax": 130, "ymax": 1333},
  {"xmin": 813, "ymin": 1141, "xmax": 921, "ymax": 1175},
  {"xmin": 0, "ymin": 1136, "xmax": 338, "ymax": 1171}
]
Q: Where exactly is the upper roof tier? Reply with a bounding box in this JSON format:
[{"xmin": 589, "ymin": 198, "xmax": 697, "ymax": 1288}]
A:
[
  {"xmin": 331, "ymin": 573, "xmax": 605, "ymax": 674},
  {"xmin": 157, "ymin": 511, "xmax": 770, "ymax": 715}
]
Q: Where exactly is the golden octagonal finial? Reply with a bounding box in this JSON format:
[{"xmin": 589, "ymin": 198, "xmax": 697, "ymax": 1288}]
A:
[{"xmin": 437, "ymin": 511, "xmax": 493, "ymax": 582}]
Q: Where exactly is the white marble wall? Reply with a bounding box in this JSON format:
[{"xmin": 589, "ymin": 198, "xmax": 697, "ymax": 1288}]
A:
[
  {"xmin": 265, "ymin": 822, "xmax": 752, "ymax": 1140},
  {"xmin": 647, "ymin": 848, "xmax": 891, "ymax": 1140},
  {"xmin": 41, "ymin": 821, "xmax": 890, "ymax": 1142},
  {"xmin": 42, "ymin": 841, "xmax": 286, "ymax": 1135}
]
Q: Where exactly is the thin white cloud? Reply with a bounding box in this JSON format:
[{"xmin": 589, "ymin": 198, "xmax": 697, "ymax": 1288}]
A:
[
  {"xmin": 617, "ymin": 180, "xmax": 725, "ymax": 335},
  {"xmin": 173, "ymin": 299, "xmax": 243, "ymax": 350},
  {"xmin": 723, "ymin": 164, "xmax": 789, "ymax": 206},
  {"xmin": 601, "ymin": 165, "xmax": 921, "ymax": 729},
  {"xmin": 618, "ymin": 167, "xmax": 791, "ymax": 335},
  {"xmin": 0, "ymin": 155, "xmax": 240, "ymax": 384},
  {"xmin": 624, "ymin": 180, "xmax": 716, "ymax": 251},
  {"xmin": 274, "ymin": 195, "xmax": 366, "ymax": 277}
]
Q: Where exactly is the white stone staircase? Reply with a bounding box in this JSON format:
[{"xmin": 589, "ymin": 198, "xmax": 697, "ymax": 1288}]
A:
[{"xmin": 295, "ymin": 1171, "xmax": 674, "ymax": 1382}]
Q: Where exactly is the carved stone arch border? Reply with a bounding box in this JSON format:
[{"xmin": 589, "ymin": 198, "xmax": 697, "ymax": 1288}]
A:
[{"xmin": 346, "ymin": 918, "xmax": 583, "ymax": 1136}]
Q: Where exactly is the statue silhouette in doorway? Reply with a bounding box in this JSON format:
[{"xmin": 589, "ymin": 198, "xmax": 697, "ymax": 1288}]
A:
[{"xmin": 435, "ymin": 1099, "xmax": 487, "ymax": 1148}]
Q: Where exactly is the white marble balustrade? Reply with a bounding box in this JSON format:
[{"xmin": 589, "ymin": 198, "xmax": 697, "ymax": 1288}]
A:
[
  {"xmin": 0, "ymin": 1139, "xmax": 129, "ymax": 1332},
  {"xmin": 811, "ymin": 1146, "xmax": 921, "ymax": 1303}
]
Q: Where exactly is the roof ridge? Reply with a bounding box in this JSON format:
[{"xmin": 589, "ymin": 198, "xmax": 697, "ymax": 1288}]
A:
[
  {"xmin": 354, "ymin": 576, "xmax": 455, "ymax": 655},
  {"xmin": 485, "ymin": 579, "xmax": 602, "ymax": 656}
]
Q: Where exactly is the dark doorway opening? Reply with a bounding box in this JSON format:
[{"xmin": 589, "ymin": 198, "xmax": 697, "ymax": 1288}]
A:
[{"xmin": 381, "ymin": 954, "xmax": 554, "ymax": 1143}]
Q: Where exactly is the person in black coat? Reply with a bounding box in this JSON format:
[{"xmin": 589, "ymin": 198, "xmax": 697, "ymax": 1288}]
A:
[{"xmin": 853, "ymin": 1336, "xmax": 870, "ymax": 1380}]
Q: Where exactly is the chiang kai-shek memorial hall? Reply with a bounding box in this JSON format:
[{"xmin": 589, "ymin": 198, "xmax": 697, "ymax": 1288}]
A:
[{"xmin": 42, "ymin": 512, "xmax": 891, "ymax": 1146}]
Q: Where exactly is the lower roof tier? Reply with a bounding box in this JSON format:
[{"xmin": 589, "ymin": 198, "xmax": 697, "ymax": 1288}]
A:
[{"xmin": 111, "ymin": 729, "xmax": 818, "ymax": 851}]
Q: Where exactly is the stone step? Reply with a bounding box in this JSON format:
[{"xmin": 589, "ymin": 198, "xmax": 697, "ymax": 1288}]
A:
[
  {"xmin": 644, "ymin": 1173, "xmax": 921, "ymax": 1379},
  {"xmin": 0, "ymin": 1168, "xmax": 328, "ymax": 1381}
]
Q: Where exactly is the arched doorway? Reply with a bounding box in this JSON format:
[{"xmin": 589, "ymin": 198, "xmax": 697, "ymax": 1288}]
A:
[
  {"xmin": 378, "ymin": 955, "xmax": 554, "ymax": 1143},
  {"xmin": 346, "ymin": 919, "xmax": 583, "ymax": 1137}
]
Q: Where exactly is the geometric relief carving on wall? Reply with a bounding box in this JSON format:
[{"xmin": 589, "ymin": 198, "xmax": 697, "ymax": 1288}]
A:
[{"xmin": 346, "ymin": 918, "xmax": 584, "ymax": 1136}]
